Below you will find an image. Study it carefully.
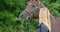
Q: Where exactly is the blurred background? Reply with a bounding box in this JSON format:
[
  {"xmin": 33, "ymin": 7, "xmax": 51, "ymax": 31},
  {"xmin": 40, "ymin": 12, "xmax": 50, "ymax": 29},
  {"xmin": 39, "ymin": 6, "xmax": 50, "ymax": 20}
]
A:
[{"xmin": 0, "ymin": 0, "xmax": 60, "ymax": 32}]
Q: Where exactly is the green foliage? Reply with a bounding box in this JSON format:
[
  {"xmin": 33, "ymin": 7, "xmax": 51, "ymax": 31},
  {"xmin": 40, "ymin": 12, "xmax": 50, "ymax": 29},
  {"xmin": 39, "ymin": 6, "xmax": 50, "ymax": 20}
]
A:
[{"xmin": 0, "ymin": 0, "xmax": 60, "ymax": 32}]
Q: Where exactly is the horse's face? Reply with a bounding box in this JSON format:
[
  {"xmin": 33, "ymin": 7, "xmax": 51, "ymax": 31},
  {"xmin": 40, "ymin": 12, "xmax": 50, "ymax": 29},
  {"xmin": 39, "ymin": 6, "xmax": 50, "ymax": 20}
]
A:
[{"xmin": 19, "ymin": 2, "xmax": 40, "ymax": 21}]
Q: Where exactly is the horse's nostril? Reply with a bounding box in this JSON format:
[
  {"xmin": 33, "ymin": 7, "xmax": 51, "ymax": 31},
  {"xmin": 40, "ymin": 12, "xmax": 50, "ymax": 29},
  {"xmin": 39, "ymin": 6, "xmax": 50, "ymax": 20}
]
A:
[{"xmin": 20, "ymin": 14, "xmax": 23, "ymax": 17}]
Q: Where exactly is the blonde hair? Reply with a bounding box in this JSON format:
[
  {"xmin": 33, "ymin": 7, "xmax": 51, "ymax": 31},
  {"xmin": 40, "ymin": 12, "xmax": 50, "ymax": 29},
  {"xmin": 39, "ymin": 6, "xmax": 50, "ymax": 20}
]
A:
[{"xmin": 39, "ymin": 7, "xmax": 51, "ymax": 32}]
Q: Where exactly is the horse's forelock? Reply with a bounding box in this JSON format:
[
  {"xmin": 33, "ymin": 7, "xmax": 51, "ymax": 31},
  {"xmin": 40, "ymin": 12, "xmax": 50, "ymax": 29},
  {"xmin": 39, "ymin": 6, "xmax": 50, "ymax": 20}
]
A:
[{"xmin": 29, "ymin": 3, "xmax": 32, "ymax": 5}]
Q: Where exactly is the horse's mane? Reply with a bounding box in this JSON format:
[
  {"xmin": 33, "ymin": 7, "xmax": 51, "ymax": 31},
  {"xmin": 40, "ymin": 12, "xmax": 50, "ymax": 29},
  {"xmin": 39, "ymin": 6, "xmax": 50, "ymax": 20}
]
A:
[{"xmin": 55, "ymin": 17, "xmax": 60, "ymax": 21}]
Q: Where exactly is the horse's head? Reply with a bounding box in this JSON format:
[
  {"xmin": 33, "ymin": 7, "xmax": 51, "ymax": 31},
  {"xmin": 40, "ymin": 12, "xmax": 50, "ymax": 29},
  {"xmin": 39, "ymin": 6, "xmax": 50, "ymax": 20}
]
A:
[{"xmin": 18, "ymin": 0, "xmax": 40, "ymax": 21}]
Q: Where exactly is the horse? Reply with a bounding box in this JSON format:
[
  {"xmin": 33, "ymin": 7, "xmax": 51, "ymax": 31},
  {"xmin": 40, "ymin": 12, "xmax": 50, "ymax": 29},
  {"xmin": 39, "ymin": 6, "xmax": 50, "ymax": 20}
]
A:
[
  {"xmin": 19, "ymin": 0, "xmax": 49, "ymax": 32},
  {"xmin": 18, "ymin": 0, "xmax": 60, "ymax": 32},
  {"xmin": 19, "ymin": 0, "xmax": 40, "ymax": 21},
  {"xmin": 18, "ymin": 0, "xmax": 40, "ymax": 32}
]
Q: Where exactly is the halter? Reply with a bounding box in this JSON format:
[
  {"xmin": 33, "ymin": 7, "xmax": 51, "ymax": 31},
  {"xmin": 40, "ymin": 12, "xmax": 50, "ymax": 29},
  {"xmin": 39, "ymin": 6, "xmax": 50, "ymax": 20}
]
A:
[
  {"xmin": 25, "ymin": 7, "xmax": 39, "ymax": 19},
  {"xmin": 23, "ymin": 3, "xmax": 40, "ymax": 32}
]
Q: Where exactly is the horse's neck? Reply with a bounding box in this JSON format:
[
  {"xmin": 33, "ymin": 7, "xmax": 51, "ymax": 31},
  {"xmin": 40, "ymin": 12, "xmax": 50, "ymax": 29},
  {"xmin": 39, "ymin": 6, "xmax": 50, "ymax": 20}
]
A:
[
  {"xmin": 50, "ymin": 14, "xmax": 60, "ymax": 32},
  {"xmin": 55, "ymin": 17, "xmax": 60, "ymax": 21},
  {"xmin": 51, "ymin": 15, "xmax": 60, "ymax": 22},
  {"xmin": 39, "ymin": 2, "xmax": 46, "ymax": 8}
]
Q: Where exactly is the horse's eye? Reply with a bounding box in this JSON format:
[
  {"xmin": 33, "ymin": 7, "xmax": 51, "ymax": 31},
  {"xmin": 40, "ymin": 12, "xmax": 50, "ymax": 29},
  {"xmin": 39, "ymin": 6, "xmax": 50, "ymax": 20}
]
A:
[{"xmin": 32, "ymin": 5, "xmax": 35, "ymax": 8}]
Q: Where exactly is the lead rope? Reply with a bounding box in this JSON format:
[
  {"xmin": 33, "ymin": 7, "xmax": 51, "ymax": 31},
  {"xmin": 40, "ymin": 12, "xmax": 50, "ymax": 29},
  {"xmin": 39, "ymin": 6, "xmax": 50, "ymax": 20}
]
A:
[
  {"xmin": 24, "ymin": 20, "xmax": 29, "ymax": 32},
  {"xmin": 24, "ymin": 17, "xmax": 30, "ymax": 32}
]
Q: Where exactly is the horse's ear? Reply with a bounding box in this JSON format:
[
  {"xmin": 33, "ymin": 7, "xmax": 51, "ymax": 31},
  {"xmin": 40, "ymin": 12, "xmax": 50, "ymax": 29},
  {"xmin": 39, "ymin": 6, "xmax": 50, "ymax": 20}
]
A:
[
  {"xmin": 28, "ymin": 0, "xmax": 39, "ymax": 2},
  {"xmin": 29, "ymin": 0, "xmax": 33, "ymax": 2},
  {"xmin": 35, "ymin": 0, "xmax": 39, "ymax": 2},
  {"xmin": 27, "ymin": 0, "xmax": 32, "ymax": 5},
  {"xmin": 27, "ymin": 0, "xmax": 39, "ymax": 5},
  {"xmin": 35, "ymin": 0, "xmax": 38, "ymax": 2}
]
